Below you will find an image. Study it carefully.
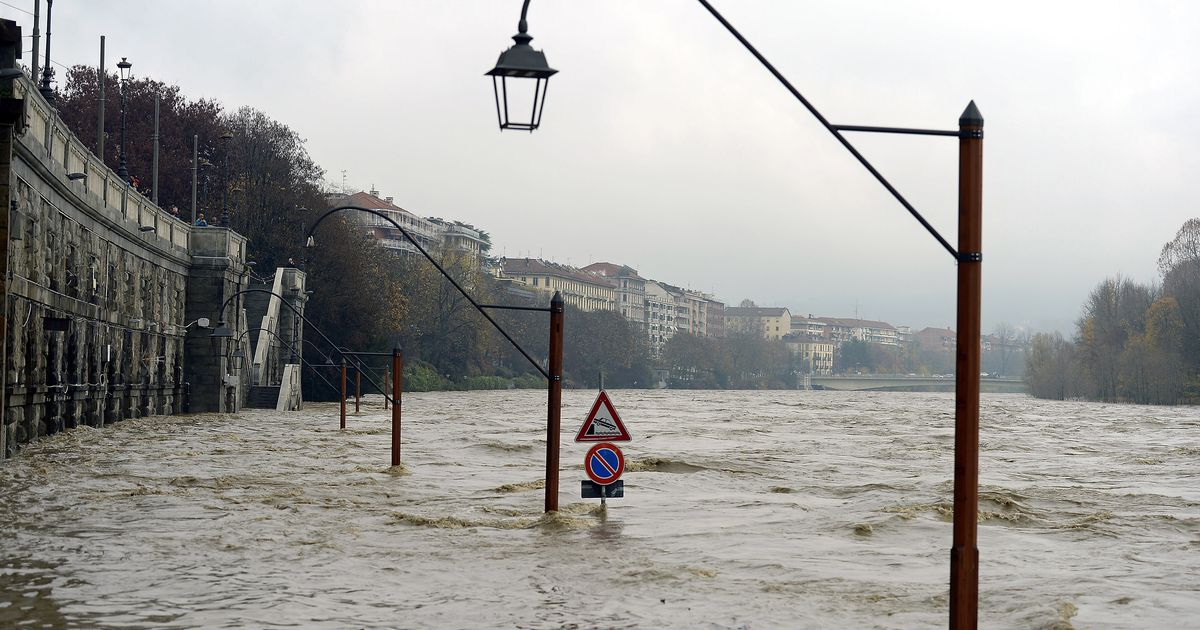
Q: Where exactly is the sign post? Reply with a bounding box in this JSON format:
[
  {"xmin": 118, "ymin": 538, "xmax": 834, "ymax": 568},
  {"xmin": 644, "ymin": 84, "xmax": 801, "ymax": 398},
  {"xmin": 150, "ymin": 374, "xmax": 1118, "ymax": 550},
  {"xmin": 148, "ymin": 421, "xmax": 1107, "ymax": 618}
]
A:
[{"xmin": 577, "ymin": 390, "xmax": 631, "ymax": 504}]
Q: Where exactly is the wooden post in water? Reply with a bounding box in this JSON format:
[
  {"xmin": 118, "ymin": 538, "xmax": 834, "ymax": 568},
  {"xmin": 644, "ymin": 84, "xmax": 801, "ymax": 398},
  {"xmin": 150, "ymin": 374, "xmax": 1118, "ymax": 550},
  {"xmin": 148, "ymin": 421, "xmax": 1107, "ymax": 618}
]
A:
[
  {"xmin": 544, "ymin": 292, "xmax": 564, "ymax": 513},
  {"xmin": 950, "ymin": 101, "xmax": 984, "ymax": 630},
  {"xmin": 355, "ymin": 367, "xmax": 361, "ymax": 413},
  {"xmin": 340, "ymin": 358, "xmax": 347, "ymax": 430},
  {"xmin": 391, "ymin": 347, "xmax": 403, "ymax": 466}
]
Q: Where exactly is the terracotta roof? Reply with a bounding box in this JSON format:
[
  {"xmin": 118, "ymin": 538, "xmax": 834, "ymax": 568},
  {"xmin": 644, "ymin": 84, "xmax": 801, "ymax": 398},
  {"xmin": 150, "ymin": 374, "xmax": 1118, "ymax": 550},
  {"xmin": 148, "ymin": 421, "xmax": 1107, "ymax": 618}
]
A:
[
  {"xmin": 724, "ymin": 306, "xmax": 791, "ymax": 318},
  {"xmin": 501, "ymin": 258, "xmax": 616, "ymax": 287},
  {"xmin": 345, "ymin": 191, "xmax": 409, "ymax": 213},
  {"xmin": 814, "ymin": 316, "xmax": 896, "ymax": 331},
  {"xmin": 582, "ymin": 262, "xmax": 641, "ymax": 279}
]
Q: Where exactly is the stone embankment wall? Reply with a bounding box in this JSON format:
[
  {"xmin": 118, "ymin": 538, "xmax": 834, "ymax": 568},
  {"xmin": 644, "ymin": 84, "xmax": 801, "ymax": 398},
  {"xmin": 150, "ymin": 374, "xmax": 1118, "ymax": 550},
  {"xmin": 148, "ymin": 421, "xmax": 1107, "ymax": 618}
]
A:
[{"xmin": 0, "ymin": 21, "xmax": 301, "ymax": 459}]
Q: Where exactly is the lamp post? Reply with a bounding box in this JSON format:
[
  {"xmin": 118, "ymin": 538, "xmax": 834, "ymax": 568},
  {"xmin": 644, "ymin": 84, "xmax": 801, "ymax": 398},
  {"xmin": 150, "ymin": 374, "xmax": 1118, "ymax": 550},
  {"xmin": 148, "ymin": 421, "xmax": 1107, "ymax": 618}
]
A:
[
  {"xmin": 37, "ymin": 0, "xmax": 54, "ymax": 104},
  {"xmin": 116, "ymin": 57, "xmax": 132, "ymax": 183},
  {"xmin": 219, "ymin": 131, "xmax": 233, "ymax": 227},
  {"xmin": 488, "ymin": 2, "xmax": 984, "ymax": 627}
]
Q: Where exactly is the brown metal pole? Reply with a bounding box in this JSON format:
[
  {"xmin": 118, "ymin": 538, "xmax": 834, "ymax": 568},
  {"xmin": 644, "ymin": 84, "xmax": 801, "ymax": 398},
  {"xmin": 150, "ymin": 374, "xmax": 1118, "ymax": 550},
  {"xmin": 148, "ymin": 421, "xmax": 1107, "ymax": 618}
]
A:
[
  {"xmin": 355, "ymin": 367, "xmax": 361, "ymax": 413},
  {"xmin": 950, "ymin": 101, "xmax": 984, "ymax": 630},
  {"xmin": 544, "ymin": 291, "xmax": 564, "ymax": 513},
  {"xmin": 391, "ymin": 347, "xmax": 403, "ymax": 467},
  {"xmin": 340, "ymin": 358, "xmax": 347, "ymax": 430},
  {"xmin": 384, "ymin": 368, "xmax": 390, "ymax": 410}
]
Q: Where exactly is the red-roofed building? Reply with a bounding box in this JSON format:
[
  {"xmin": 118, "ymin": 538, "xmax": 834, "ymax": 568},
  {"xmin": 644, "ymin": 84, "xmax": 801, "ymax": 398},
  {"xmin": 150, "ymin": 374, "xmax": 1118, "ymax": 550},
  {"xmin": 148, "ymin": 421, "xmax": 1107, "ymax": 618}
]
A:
[
  {"xmin": 582, "ymin": 262, "xmax": 646, "ymax": 323},
  {"xmin": 335, "ymin": 191, "xmax": 488, "ymax": 257},
  {"xmin": 499, "ymin": 258, "xmax": 617, "ymax": 312}
]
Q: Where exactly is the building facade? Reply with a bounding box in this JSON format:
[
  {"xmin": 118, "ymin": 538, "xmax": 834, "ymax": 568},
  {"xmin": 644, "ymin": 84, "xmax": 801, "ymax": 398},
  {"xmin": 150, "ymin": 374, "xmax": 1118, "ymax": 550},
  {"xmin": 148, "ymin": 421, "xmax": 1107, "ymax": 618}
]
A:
[
  {"xmin": 783, "ymin": 335, "xmax": 835, "ymax": 375},
  {"xmin": 724, "ymin": 306, "xmax": 792, "ymax": 340},
  {"xmin": 499, "ymin": 258, "xmax": 617, "ymax": 312},
  {"xmin": 582, "ymin": 262, "xmax": 646, "ymax": 324},
  {"xmin": 794, "ymin": 316, "xmax": 901, "ymax": 347},
  {"xmin": 340, "ymin": 190, "xmax": 488, "ymax": 257},
  {"xmin": 643, "ymin": 280, "xmax": 677, "ymax": 356}
]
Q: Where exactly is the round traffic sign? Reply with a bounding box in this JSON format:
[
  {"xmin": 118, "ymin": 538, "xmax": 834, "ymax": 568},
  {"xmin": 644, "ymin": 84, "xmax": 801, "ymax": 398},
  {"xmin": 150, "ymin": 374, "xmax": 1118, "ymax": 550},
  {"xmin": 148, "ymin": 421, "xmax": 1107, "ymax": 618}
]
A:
[{"xmin": 584, "ymin": 442, "xmax": 625, "ymax": 486}]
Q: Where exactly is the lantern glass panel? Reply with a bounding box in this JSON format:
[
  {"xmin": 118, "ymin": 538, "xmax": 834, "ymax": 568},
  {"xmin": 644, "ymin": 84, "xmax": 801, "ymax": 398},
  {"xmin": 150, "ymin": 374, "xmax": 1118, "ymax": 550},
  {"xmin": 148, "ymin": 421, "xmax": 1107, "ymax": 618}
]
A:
[{"xmin": 492, "ymin": 75, "xmax": 550, "ymax": 131}]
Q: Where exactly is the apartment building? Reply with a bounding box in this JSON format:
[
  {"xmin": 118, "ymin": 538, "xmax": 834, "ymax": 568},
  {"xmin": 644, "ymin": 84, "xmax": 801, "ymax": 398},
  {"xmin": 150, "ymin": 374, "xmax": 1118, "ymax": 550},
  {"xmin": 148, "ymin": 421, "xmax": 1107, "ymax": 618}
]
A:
[
  {"xmin": 914, "ymin": 327, "xmax": 956, "ymax": 350},
  {"xmin": 724, "ymin": 306, "xmax": 792, "ymax": 340},
  {"xmin": 813, "ymin": 317, "xmax": 901, "ymax": 346},
  {"xmin": 643, "ymin": 280, "xmax": 678, "ymax": 356},
  {"xmin": 582, "ymin": 262, "xmax": 646, "ymax": 324},
  {"xmin": 339, "ymin": 191, "xmax": 489, "ymax": 256},
  {"xmin": 705, "ymin": 298, "xmax": 725, "ymax": 338},
  {"xmin": 791, "ymin": 315, "xmax": 829, "ymax": 339},
  {"xmin": 782, "ymin": 335, "xmax": 835, "ymax": 375},
  {"xmin": 499, "ymin": 258, "xmax": 617, "ymax": 312}
]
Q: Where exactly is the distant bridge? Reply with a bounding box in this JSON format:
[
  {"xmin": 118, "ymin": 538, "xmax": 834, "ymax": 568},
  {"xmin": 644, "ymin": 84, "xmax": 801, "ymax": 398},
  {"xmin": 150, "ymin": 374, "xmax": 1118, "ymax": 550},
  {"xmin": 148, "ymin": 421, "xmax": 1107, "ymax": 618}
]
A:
[{"xmin": 810, "ymin": 375, "xmax": 1028, "ymax": 393}]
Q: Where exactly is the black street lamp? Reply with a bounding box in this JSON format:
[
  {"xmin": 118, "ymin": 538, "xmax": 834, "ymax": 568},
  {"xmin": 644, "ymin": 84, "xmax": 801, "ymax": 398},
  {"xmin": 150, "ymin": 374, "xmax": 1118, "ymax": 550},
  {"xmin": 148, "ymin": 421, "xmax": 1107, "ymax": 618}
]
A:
[
  {"xmin": 488, "ymin": 3, "xmax": 984, "ymax": 628},
  {"xmin": 116, "ymin": 56, "xmax": 132, "ymax": 183},
  {"xmin": 219, "ymin": 131, "xmax": 233, "ymax": 227},
  {"xmin": 37, "ymin": 0, "xmax": 54, "ymax": 104},
  {"xmin": 486, "ymin": 0, "xmax": 556, "ymax": 131}
]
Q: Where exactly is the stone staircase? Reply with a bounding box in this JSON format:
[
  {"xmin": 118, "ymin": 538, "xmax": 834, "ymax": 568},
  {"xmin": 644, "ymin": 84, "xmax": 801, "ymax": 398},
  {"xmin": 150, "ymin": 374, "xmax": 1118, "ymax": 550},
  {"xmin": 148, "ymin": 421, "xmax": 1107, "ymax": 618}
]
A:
[{"xmin": 246, "ymin": 386, "xmax": 280, "ymax": 409}]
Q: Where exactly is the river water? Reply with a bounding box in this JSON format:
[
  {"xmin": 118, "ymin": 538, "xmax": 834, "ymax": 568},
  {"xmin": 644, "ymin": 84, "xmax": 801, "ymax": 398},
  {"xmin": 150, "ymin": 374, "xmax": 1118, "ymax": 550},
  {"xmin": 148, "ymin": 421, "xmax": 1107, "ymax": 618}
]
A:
[{"xmin": 0, "ymin": 390, "xmax": 1196, "ymax": 628}]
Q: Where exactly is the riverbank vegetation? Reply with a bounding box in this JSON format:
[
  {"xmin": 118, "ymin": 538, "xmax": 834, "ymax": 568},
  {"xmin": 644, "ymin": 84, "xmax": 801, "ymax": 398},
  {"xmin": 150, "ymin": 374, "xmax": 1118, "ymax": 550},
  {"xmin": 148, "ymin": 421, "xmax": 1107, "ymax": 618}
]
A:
[{"xmin": 1025, "ymin": 219, "xmax": 1200, "ymax": 404}]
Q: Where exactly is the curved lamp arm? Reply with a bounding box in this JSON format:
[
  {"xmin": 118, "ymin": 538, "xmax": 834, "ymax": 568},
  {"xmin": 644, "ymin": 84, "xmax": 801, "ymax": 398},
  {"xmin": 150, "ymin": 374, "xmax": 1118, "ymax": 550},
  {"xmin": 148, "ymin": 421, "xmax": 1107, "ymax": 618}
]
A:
[
  {"xmin": 210, "ymin": 287, "xmax": 394, "ymax": 399},
  {"xmin": 305, "ymin": 205, "xmax": 550, "ymax": 379},
  {"xmin": 233, "ymin": 325, "xmax": 355, "ymax": 403}
]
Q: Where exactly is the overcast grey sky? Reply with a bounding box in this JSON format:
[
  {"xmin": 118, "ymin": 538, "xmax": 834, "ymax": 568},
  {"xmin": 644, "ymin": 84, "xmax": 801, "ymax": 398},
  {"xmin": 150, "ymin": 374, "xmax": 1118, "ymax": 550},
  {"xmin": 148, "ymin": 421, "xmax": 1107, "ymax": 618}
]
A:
[{"xmin": 5, "ymin": 1, "xmax": 1197, "ymax": 334}]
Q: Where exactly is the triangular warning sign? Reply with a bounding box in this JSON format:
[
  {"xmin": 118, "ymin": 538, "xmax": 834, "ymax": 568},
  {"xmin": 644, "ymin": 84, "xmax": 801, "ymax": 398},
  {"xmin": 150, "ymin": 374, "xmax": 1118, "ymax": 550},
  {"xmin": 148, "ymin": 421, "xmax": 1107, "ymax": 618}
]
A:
[{"xmin": 575, "ymin": 390, "xmax": 631, "ymax": 442}]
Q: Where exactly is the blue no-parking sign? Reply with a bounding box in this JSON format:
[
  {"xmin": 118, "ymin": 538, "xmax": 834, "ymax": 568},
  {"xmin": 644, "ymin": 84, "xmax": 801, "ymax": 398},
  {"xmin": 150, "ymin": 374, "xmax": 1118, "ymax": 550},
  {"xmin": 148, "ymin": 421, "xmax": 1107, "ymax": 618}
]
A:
[{"xmin": 584, "ymin": 442, "xmax": 624, "ymax": 486}]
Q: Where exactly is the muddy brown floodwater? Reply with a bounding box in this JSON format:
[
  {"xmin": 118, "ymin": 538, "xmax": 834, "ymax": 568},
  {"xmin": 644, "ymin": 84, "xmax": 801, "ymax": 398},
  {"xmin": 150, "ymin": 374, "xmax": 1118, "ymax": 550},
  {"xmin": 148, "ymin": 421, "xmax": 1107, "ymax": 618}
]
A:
[{"xmin": 1, "ymin": 390, "xmax": 1197, "ymax": 628}]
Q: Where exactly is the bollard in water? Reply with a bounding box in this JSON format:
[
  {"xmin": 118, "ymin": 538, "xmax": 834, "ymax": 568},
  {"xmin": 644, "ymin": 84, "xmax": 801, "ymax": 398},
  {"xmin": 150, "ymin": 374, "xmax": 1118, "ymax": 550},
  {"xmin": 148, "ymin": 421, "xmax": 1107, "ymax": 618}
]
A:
[
  {"xmin": 340, "ymin": 358, "xmax": 347, "ymax": 430},
  {"xmin": 384, "ymin": 369, "xmax": 390, "ymax": 410},
  {"xmin": 355, "ymin": 368, "xmax": 361, "ymax": 413},
  {"xmin": 391, "ymin": 347, "xmax": 403, "ymax": 466},
  {"xmin": 545, "ymin": 292, "xmax": 564, "ymax": 513}
]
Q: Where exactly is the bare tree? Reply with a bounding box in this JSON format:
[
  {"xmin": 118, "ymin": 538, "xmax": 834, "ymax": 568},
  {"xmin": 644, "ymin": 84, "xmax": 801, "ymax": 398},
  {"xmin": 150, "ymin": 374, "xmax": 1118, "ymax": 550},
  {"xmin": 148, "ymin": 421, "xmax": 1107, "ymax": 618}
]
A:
[
  {"xmin": 993, "ymin": 322, "xmax": 1015, "ymax": 377},
  {"xmin": 1157, "ymin": 218, "xmax": 1200, "ymax": 277}
]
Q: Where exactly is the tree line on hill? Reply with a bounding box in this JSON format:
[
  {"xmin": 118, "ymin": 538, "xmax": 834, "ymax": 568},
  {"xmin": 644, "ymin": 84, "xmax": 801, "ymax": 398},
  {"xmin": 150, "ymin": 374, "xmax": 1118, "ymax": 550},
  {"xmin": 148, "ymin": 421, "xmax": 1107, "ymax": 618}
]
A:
[{"xmin": 1025, "ymin": 218, "xmax": 1200, "ymax": 405}]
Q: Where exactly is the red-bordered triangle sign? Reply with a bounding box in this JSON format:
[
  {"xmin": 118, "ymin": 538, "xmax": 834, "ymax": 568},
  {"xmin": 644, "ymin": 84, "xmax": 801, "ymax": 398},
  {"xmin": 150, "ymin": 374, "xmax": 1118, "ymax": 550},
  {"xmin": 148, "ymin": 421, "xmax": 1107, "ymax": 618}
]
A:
[{"xmin": 575, "ymin": 390, "xmax": 631, "ymax": 442}]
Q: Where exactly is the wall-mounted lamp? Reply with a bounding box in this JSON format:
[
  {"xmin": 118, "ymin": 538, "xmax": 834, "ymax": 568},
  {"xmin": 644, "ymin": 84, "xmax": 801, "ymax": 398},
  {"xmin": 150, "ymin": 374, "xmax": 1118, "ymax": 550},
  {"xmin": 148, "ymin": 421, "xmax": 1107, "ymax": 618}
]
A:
[
  {"xmin": 230, "ymin": 348, "xmax": 246, "ymax": 371},
  {"xmin": 210, "ymin": 320, "xmax": 233, "ymax": 338},
  {"xmin": 210, "ymin": 319, "xmax": 233, "ymax": 353},
  {"xmin": 183, "ymin": 317, "xmax": 211, "ymax": 330},
  {"xmin": 67, "ymin": 172, "xmax": 87, "ymax": 181},
  {"xmin": 139, "ymin": 225, "xmax": 156, "ymax": 233}
]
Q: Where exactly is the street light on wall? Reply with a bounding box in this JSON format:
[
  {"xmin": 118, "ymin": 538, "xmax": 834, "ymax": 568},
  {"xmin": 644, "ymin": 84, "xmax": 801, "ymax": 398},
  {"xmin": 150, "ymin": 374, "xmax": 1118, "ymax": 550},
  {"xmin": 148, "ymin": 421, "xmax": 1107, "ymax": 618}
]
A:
[
  {"xmin": 219, "ymin": 131, "xmax": 234, "ymax": 227},
  {"xmin": 37, "ymin": 0, "xmax": 54, "ymax": 104},
  {"xmin": 487, "ymin": 2, "xmax": 984, "ymax": 627},
  {"xmin": 209, "ymin": 319, "xmax": 233, "ymax": 355},
  {"xmin": 485, "ymin": 0, "xmax": 557, "ymax": 131},
  {"xmin": 116, "ymin": 56, "xmax": 133, "ymax": 183}
]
